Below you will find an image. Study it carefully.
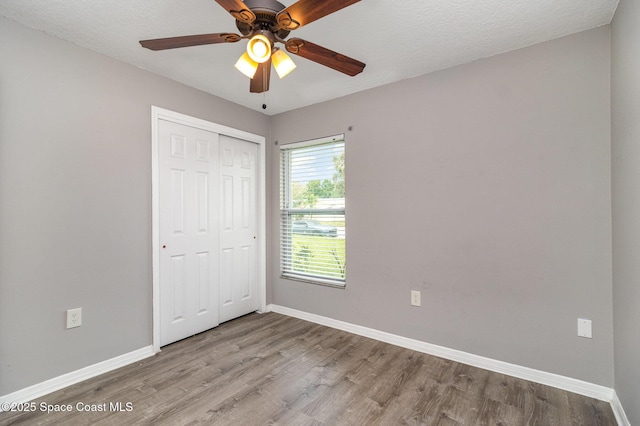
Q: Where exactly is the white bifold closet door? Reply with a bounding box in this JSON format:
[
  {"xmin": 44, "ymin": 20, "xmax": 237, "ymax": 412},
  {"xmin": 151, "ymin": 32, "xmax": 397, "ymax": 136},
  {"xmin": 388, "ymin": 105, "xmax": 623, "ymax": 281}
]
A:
[
  {"xmin": 158, "ymin": 121, "xmax": 259, "ymax": 347},
  {"xmin": 218, "ymin": 135, "xmax": 259, "ymax": 323}
]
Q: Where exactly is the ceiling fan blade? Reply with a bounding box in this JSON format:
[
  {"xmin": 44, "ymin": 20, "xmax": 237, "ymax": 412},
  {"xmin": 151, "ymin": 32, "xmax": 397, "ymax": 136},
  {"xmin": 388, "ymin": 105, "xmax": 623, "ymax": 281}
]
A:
[
  {"xmin": 250, "ymin": 58, "xmax": 272, "ymax": 93},
  {"xmin": 140, "ymin": 33, "xmax": 242, "ymax": 51},
  {"xmin": 276, "ymin": 0, "xmax": 360, "ymax": 30},
  {"xmin": 285, "ymin": 38, "xmax": 365, "ymax": 76},
  {"xmin": 214, "ymin": 0, "xmax": 256, "ymax": 25}
]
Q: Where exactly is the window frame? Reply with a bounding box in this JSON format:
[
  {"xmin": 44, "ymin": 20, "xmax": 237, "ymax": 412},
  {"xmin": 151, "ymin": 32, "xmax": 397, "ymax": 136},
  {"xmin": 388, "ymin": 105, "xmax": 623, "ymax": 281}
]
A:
[{"xmin": 279, "ymin": 134, "xmax": 346, "ymax": 287}]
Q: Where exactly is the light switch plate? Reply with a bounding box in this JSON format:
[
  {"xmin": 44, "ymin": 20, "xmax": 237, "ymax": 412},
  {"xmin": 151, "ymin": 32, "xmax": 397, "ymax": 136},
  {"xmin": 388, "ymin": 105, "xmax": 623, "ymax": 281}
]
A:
[{"xmin": 411, "ymin": 290, "xmax": 421, "ymax": 307}]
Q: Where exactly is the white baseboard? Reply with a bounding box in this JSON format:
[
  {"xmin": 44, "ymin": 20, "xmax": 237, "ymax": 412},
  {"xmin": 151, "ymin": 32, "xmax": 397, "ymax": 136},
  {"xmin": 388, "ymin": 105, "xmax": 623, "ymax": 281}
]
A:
[
  {"xmin": 267, "ymin": 304, "xmax": 616, "ymax": 405},
  {"xmin": 0, "ymin": 345, "xmax": 155, "ymax": 407},
  {"xmin": 611, "ymin": 390, "xmax": 631, "ymax": 426}
]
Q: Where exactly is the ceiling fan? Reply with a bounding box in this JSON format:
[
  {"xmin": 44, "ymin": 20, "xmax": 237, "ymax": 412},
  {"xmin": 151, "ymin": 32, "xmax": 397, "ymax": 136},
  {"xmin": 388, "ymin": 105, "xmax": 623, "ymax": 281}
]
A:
[{"xmin": 139, "ymin": 0, "xmax": 366, "ymax": 94}]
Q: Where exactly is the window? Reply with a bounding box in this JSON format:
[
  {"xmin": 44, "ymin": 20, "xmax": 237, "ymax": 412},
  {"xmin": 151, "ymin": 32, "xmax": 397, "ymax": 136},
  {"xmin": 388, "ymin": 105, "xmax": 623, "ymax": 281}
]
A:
[{"xmin": 280, "ymin": 135, "xmax": 346, "ymax": 286}]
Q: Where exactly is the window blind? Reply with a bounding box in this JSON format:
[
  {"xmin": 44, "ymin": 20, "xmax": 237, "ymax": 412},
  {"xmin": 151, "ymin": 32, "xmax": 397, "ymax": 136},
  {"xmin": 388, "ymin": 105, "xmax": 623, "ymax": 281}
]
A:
[{"xmin": 280, "ymin": 136, "xmax": 346, "ymax": 286}]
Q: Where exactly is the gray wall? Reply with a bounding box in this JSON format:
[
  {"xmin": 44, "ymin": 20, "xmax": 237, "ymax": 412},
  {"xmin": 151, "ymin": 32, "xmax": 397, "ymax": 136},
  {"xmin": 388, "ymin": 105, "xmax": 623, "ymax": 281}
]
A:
[
  {"xmin": 270, "ymin": 27, "xmax": 614, "ymax": 386},
  {"xmin": 611, "ymin": 0, "xmax": 640, "ymax": 422},
  {"xmin": 0, "ymin": 17, "xmax": 270, "ymax": 395}
]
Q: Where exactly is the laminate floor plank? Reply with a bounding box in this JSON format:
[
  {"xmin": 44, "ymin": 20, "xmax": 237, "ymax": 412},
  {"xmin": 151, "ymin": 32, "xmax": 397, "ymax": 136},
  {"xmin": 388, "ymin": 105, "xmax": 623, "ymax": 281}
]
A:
[{"xmin": 0, "ymin": 313, "xmax": 617, "ymax": 426}]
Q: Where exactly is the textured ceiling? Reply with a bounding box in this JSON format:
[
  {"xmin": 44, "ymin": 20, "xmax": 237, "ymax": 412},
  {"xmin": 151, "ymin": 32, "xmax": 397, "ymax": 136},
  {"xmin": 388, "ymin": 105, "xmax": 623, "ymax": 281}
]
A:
[{"xmin": 0, "ymin": 0, "xmax": 618, "ymax": 115}]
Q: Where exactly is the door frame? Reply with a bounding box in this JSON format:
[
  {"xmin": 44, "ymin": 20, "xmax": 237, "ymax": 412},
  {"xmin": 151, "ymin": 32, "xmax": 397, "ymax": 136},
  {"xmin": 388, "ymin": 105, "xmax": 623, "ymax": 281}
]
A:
[{"xmin": 151, "ymin": 106, "xmax": 267, "ymax": 353}]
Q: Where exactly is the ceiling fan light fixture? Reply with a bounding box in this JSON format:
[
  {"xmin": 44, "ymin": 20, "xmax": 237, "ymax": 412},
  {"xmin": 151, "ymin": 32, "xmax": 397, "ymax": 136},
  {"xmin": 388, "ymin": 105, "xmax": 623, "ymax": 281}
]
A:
[
  {"xmin": 139, "ymin": 0, "xmax": 367, "ymax": 93},
  {"xmin": 272, "ymin": 49, "xmax": 296, "ymax": 78},
  {"xmin": 247, "ymin": 34, "xmax": 272, "ymax": 63},
  {"xmin": 235, "ymin": 52, "xmax": 259, "ymax": 78}
]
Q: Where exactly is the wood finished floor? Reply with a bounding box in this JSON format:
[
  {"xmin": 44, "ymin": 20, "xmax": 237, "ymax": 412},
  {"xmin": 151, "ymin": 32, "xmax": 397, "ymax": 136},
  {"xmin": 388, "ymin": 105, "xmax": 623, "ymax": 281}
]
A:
[{"xmin": 1, "ymin": 312, "xmax": 616, "ymax": 426}]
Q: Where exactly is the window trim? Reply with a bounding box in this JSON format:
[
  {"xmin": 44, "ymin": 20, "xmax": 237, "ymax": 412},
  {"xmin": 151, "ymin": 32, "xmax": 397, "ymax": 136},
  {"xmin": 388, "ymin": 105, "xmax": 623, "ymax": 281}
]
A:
[
  {"xmin": 279, "ymin": 134, "xmax": 346, "ymax": 287},
  {"xmin": 279, "ymin": 134, "xmax": 344, "ymax": 150}
]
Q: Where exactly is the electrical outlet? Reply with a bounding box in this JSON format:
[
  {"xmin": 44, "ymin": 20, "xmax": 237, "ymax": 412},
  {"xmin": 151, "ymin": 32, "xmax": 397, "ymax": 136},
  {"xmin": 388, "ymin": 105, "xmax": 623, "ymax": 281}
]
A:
[
  {"xmin": 411, "ymin": 290, "xmax": 421, "ymax": 307},
  {"xmin": 66, "ymin": 308, "xmax": 82, "ymax": 329},
  {"xmin": 577, "ymin": 318, "xmax": 592, "ymax": 338}
]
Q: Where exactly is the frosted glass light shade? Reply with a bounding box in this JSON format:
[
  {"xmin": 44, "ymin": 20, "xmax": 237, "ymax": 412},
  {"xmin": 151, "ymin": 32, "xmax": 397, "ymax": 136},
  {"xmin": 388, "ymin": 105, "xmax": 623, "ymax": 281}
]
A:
[
  {"xmin": 235, "ymin": 52, "xmax": 258, "ymax": 78},
  {"xmin": 272, "ymin": 49, "xmax": 296, "ymax": 78},
  {"xmin": 247, "ymin": 34, "xmax": 272, "ymax": 63}
]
